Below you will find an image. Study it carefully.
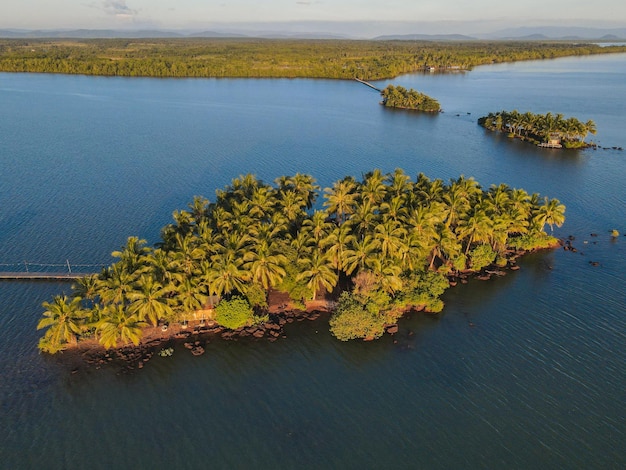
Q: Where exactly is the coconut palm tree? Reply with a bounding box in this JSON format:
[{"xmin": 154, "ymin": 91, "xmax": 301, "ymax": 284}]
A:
[
  {"xmin": 244, "ymin": 239, "xmax": 288, "ymax": 290},
  {"xmin": 111, "ymin": 236, "xmax": 151, "ymax": 273},
  {"xmin": 37, "ymin": 295, "xmax": 86, "ymax": 351},
  {"xmin": 456, "ymin": 207, "xmax": 493, "ymax": 255},
  {"xmin": 98, "ymin": 262, "xmax": 136, "ymax": 306},
  {"xmin": 324, "ymin": 176, "xmax": 357, "ymax": 225},
  {"xmin": 96, "ymin": 304, "xmax": 146, "ymax": 349},
  {"xmin": 360, "ymin": 169, "xmax": 387, "ymax": 206},
  {"xmin": 127, "ymin": 275, "xmax": 174, "ymax": 326},
  {"xmin": 534, "ymin": 197, "xmax": 566, "ymax": 233},
  {"xmin": 374, "ymin": 218, "xmax": 408, "ymax": 263},
  {"xmin": 324, "ymin": 223, "xmax": 357, "ymax": 272},
  {"xmin": 297, "ymin": 249, "xmax": 338, "ymax": 301},
  {"xmin": 344, "ymin": 234, "xmax": 381, "ymax": 276}
]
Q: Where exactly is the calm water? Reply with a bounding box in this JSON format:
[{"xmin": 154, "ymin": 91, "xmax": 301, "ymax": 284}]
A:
[{"xmin": 1, "ymin": 54, "xmax": 624, "ymax": 469}]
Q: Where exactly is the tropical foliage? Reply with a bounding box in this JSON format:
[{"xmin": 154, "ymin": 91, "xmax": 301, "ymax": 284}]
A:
[
  {"xmin": 478, "ymin": 110, "xmax": 597, "ymax": 148},
  {"xmin": 1, "ymin": 39, "xmax": 625, "ymax": 80},
  {"xmin": 381, "ymin": 85, "xmax": 440, "ymax": 112},
  {"xmin": 37, "ymin": 169, "xmax": 564, "ymax": 350}
]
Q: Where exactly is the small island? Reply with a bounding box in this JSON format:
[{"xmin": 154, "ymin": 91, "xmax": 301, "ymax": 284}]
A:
[
  {"xmin": 380, "ymin": 85, "xmax": 441, "ymax": 112},
  {"xmin": 37, "ymin": 169, "xmax": 564, "ymax": 361},
  {"xmin": 478, "ymin": 110, "xmax": 597, "ymax": 148}
]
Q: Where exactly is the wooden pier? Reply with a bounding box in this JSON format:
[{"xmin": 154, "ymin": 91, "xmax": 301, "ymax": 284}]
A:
[
  {"xmin": 354, "ymin": 77, "xmax": 382, "ymax": 92},
  {"xmin": 0, "ymin": 272, "xmax": 92, "ymax": 281}
]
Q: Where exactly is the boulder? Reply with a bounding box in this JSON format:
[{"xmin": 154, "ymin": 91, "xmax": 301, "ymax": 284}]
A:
[{"xmin": 385, "ymin": 324, "xmax": 399, "ymax": 335}]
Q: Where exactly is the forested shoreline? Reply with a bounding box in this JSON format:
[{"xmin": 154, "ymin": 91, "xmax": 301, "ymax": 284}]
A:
[
  {"xmin": 1, "ymin": 38, "xmax": 625, "ymax": 80},
  {"xmin": 37, "ymin": 169, "xmax": 564, "ymax": 352}
]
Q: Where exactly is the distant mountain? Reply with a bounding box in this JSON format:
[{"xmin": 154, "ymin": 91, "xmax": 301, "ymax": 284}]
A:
[
  {"xmin": 1, "ymin": 25, "xmax": 625, "ymax": 41},
  {"xmin": 187, "ymin": 31, "xmax": 248, "ymax": 38},
  {"xmin": 0, "ymin": 29, "xmax": 184, "ymax": 38},
  {"xmin": 374, "ymin": 34, "xmax": 476, "ymax": 41},
  {"xmin": 482, "ymin": 26, "xmax": 626, "ymax": 40},
  {"xmin": 0, "ymin": 28, "xmax": 351, "ymax": 40}
]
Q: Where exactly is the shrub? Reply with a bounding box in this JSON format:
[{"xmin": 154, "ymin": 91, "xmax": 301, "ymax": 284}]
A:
[
  {"xmin": 469, "ymin": 244, "xmax": 496, "ymax": 271},
  {"xmin": 329, "ymin": 292, "xmax": 386, "ymax": 341},
  {"xmin": 509, "ymin": 234, "xmax": 559, "ymax": 250},
  {"xmin": 245, "ymin": 284, "xmax": 268, "ymax": 308},
  {"xmin": 214, "ymin": 297, "xmax": 254, "ymax": 330}
]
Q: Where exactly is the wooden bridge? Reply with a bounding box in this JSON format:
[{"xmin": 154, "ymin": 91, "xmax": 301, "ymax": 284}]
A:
[
  {"xmin": 0, "ymin": 272, "xmax": 92, "ymax": 281},
  {"xmin": 354, "ymin": 77, "xmax": 382, "ymax": 92},
  {"xmin": 0, "ymin": 260, "xmax": 100, "ymax": 282}
]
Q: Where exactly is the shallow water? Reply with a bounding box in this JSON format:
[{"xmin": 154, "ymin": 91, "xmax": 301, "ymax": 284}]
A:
[{"xmin": 0, "ymin": 53, "xmax": 625, "ymax": 469}]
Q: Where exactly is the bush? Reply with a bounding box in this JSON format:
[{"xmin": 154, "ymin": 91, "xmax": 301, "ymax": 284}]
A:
[
  {"xmin": 329, "ymin": 292, "xmax": 386, "ymax": 341},
  {"xmin": 214, "ymin": 297, "xmax": 254, "ymax": 330},
  {"xmin": 245, "ymin": 284, "xmax": 268, "ymax": 308},
  {"xmin": 469, "ymin": 244, "xmax": 496, "ymax": 271},
  {"xmin": 509, "ymin": 234, "xmax": 559, "ymax": 250}
]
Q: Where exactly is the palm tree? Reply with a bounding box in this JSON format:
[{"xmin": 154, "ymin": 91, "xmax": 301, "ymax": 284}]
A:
[
  {"xmin": 386, "ymin": 168, "xmax": 412, "ymax": 197},
  {"xmin": 349, "ymin": 199, "xmax": 379, "ymax": 237},
  {"xmin": 360, "ymin": 169, "xmax": 387, "ymax": 206},
  {"xmin": 37, "ymin": 295, "xmax": 86, "ymax": 351},
  {"xmin": 324, "ymin": 223, "xmax": 356, "ymax": 272},
  {"xmin": 127, "ymin": 275, "xmax": 174, "ymax": 326},
  {"xmin": 72, "ymin": 274, "xmax": 101, "ymax": 303},
  {"xmin": 171, "ymin": 275, "xmax": 209, "ymax": 321},
  {"xmin": 323, "ymin": 177, "xmax": 357, "ymax": 225},
  {"xmin": 98, "ymin": 262, "xmax": 136, "ymax": 306},
  {"xmin": 374, "ymin": 219, "xmax": 408, "ymax": 263},
  {"xmin": 206, "ymin": 251, "xmax": 249, "ymax": 297},
  {"xmin": 344, "ymin": 234, "xmax": 381, "ymax": 276},
  {"xmin": 245, "ymin": 240, "xmax": 287, "ymax": 290},
  {"xmin": 96, "ymin": 304, "xmax": 146, "ymax": 349},
  {"xmin": 111, "ymin": 236, "xmax": 151, "ymax": 273},
  {"xmin": 169, "ymin": 232, "xmax": 205, "ymax": 279},
  {"xmin": 302, "ymin": 210, "xmax": 334, "ymax": 248},
  {"xmin": 297, "ymin": 249, "xmax": 338, "ymax": 300},
  {"xmin": 534, "ymin": 197, "xmax": 566, "ymax": 233},
  {"xmin": 456, "ymin": 207, "xmax": 493, "ymax": 255}
]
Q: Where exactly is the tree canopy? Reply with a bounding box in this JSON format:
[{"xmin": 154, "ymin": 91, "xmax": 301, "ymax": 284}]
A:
[
  {"xmin": 381, "ymin": 85, "xmax": 440, "ymax": 112},
  {"xmin": 37, "ymin": 169, "xmax": 564, "ymax": 350},
  {"xmin": 478, "ymin": 110, "xmax": 597, "ymax": 148},
  {"xmin": 2, "ymin": 38, "xmax": 625, "ymax": 80}
]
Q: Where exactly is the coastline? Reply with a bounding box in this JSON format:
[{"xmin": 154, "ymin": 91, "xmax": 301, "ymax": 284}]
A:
[{"xmin": 53, "ymin": 243, "xmax": 559, "ymax": 374}]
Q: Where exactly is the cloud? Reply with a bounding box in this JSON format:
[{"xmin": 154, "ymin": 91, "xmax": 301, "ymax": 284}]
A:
[{"xmin": 101, "ymin": 0, "xmax": 138, "ymax": 18}]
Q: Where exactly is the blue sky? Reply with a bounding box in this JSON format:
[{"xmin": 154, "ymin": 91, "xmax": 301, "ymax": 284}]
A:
[{"xmin": 2, "ymin": 0, "xmax": 626, "ymax": 35}]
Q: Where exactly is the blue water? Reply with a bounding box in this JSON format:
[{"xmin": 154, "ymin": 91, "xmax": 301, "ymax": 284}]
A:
[{"xmin": 0, "ymin": 53, "xmax": 624, "ymax": 469}]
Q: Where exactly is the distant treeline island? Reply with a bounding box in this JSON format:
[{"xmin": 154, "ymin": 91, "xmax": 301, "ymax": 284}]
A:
[
  {"xmin": 478, "ymin": 110, "xmax": 597, "ymax": 148},
  {"xmin": 1, "ymin": 38, "xmax": 625, "ymax": 80},
  {"xmin": 37, "ymin": 169, "xmax": 564, "ymax": 352}
]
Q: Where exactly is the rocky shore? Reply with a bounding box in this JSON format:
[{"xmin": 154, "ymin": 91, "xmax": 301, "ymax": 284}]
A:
[{"xmin": 53, "ymin": 244, "xmax": 563, "ymax": 374}]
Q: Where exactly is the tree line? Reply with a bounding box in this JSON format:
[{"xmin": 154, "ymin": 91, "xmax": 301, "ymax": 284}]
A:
[
  {"xmin": 380, "ymin": 85, "xmax": 441, "ymax": 112},
  {"xmin": 1, "ymin": 38, "xmax": 625, "ymax": 80},
  {"xmin": 478, "ymin": 110, "xmax": 597, "ymax": 148},
  {"xmin": 37, "ymin": 169, "xmax": 565, "ymax": 351}
]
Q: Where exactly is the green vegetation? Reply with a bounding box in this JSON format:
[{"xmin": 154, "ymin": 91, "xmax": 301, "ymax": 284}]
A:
[
  {"xmin": 1, "ymin": 38, "xmax": 625, "ymax": 80},
  {"xmin": 37, "ymin": 169, "xmax": 564, "ymax": 351},
  {"xmin": 381, "ymin": 85, "xmax": 440, "ymax": 112},
  {"xmin": 214, "ymin": 297, "xmax": 255, "ymax": 330},
  {"xmin": 478, "ymin": 110, "xmax": 597, "ymax": 148}
]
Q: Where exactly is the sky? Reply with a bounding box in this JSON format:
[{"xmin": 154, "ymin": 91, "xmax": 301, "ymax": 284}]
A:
[{"xmin": 2, "ymin": 0, "xmax": 626, "ymax": 36}]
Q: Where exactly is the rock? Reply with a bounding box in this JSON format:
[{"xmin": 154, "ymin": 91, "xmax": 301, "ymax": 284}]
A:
[
  {"xmin": 190, "ymin": 346, "xmax": 205, "ymax": 356},
  {"xmin": 253, "ymin": 329, "xmax": 265, "ymax": 338},
  {"xmin": 385, "ymin": 324, "xmax": 399, "ymax": 334}
]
